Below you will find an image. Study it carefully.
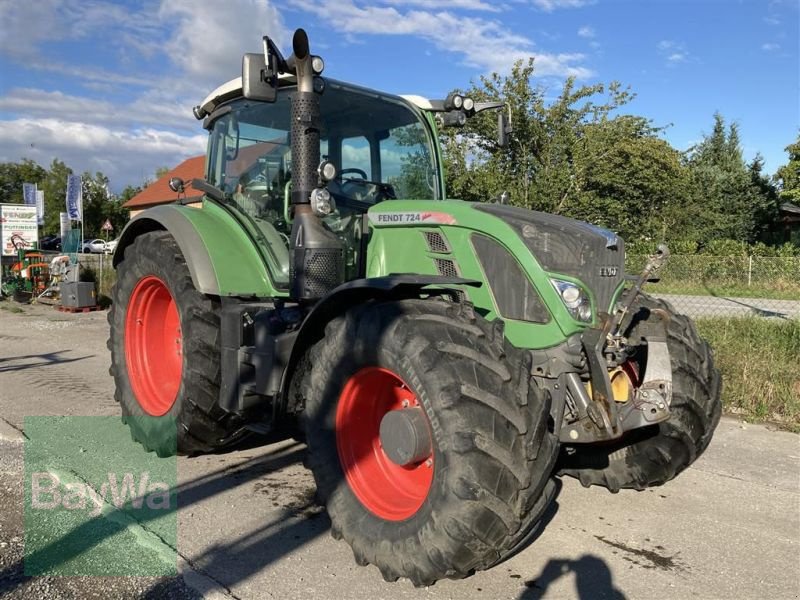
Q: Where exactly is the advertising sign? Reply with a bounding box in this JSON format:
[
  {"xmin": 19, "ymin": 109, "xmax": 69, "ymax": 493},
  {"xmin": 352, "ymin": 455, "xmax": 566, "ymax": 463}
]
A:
[
  {"xmin": 65, "ymin": 175, "xmax": 82, "ymax": 220},
  {"xmin": 0, "ymin": 204, "xmax": 39, "ymax": 256}
]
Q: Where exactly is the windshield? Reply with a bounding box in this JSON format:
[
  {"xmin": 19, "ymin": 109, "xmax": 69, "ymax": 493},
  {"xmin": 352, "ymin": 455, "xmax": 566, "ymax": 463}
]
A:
[{"xmin": 206, "ymin": 82, "xmax": 438, "ymax": 288}]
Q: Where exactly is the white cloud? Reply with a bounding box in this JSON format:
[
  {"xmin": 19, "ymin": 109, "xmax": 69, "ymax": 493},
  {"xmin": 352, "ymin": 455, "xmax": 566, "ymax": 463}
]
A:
[
  {"xmin": 531, "ymin": 0, "xmax": 589, "ymax": 11},
  {"xmin": 159, "ymin": 0, "xmax": 287, "ymax": 88},
  {"xmin": 0, "ymin": 1, "xmax": 278, "ymax": 189},
  {"xmin": 657, "ymin": 40, "xmax": 689, "ymax": 65},
  {"xmin": 761, "ymin": 43, "xmax": 780, "ymax": 51},
  {"xmin": 0, "ymin": 118, "xmax": 205, "ymax": 185},
  {"xmin": 0, "ymin": 88, "xmax": 197, "ymax": 133},
  {"xmin": 289, "ymin": 0, "xmax": 592, "ymax": 77},
  {"xmin": 577, "ymin": 26, "xmax": 595, "ymax": 38},
  {"xmin": 378, "ymin": 0, "xmax": 499, "ymax": 11}
]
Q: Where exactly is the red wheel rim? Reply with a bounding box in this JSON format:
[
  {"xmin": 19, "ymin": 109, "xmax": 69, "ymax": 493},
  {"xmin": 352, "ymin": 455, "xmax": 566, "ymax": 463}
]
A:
[
  {"xmin": 336, "ymin": 367, "xmax": 434, "ymax": 521},
  {"xmin": 124, "ymin": 276, "xmax": 182, "ymax": 416}
]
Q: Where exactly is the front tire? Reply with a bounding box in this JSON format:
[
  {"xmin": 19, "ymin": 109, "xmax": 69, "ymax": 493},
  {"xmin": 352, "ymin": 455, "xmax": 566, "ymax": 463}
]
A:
[
  {"xmin": 108, "ymin": 231, "xmax": 245, "ymax": 456},
  {"xmin": 304, "ymin": 299, "xmax": 559, "ymax": 585},
  {"xmin": 558, "ymin": 293, "xmax": 722, "ymax": 491}
]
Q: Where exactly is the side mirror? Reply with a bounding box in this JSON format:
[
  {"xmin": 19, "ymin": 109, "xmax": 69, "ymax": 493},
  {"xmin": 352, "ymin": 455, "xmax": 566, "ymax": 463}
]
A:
[
  {"xmin": 242, "ymin": 52, "xmax": 277, "ymax": 103},
  {"xmin": 168, "ymin": 177, "xmax": 185, "ymax": 193},
  {"xmin": 498, "ymin": 110, "xmax": 512, "ymax": 147}
]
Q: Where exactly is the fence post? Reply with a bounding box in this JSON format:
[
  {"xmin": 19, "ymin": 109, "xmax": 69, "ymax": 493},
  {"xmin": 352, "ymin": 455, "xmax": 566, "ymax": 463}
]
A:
[{"xmin": 748, "ymin": 255, "xmax": 752, "ymax": 287}]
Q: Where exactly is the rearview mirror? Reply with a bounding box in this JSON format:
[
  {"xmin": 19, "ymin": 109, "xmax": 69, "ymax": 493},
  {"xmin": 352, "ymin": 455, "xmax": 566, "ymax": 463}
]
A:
[
  {"xmin": 498, "ymin": 110, "xmax": 512, "ymax": 148},
  {"xmin": 242, "ymin": 53, "xmax": 277, "ymax": 103}
]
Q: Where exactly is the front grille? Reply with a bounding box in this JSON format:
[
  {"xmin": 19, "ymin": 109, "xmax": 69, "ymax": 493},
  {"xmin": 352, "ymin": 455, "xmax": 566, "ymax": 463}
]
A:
[
  {"xmin": 471, "ymin": 234, "xmax": 550, "ymax": 323},
  {"xmin": 423, "ymin": 231, "xmax": 451, "ymax": 253},
  {"xmin": 476, "ymin": 204, "xmax": 625, "ymax": 312},
  {"xmin": 434, "ymin": 258, "xmax": 459, "ymax": 278}
]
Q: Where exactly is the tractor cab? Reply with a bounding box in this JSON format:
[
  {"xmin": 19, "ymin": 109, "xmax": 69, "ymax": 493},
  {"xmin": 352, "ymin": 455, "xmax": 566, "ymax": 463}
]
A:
[{"xmin": 199, "ymin": 78, "xmax": 442, "ymax": 285}]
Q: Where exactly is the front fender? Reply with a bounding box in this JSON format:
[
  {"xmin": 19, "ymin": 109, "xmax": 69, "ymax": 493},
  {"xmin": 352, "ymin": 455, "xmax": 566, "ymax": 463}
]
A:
[
  {"xmin": 278, "ymin": 274, "xmax": 481, "ymax": 413},
  {"xmin": 114, "ymin": 203, "xmax": 279, "ymax": 298}
]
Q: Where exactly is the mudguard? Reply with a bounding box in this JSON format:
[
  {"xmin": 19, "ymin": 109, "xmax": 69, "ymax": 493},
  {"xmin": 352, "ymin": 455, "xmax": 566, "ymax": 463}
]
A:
[
  {"xmin": 113, "ymin": 203, "xmax": 279, "ymax": 298},
  {"xmin": 278, "ymin": 274, "xmax": 481, "ymax": 413}
]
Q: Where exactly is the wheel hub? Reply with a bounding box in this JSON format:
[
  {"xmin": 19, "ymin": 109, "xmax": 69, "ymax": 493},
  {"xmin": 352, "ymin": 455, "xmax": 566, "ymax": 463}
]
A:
[
  {"xmin": 124, "ymin": 275, "xmax": 182, "ymax": 416},
  {"xmin": 379, "ymin": 407, "xmax": 433, "ymax": 467},
  {"xmin": 335, "ymin": 367, "xmax": 434, "ymax": 521}
]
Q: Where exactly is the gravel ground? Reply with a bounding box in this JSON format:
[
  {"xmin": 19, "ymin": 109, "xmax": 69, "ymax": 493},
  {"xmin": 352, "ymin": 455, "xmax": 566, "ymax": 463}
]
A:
[{"xmin": 1, "ymin": 301, "xmax": 798, "ymax": 599}]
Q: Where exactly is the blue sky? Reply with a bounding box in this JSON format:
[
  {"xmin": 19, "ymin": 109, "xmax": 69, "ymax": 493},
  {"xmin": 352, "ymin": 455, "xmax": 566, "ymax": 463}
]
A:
[{"xmin": 0, "ymin": 0, "xmax": 797, "ymax": 192}]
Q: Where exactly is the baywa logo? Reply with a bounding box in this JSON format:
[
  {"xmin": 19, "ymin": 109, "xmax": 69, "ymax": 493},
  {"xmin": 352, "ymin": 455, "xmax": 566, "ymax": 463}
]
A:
[
  {"xmin": 31, "ymin": 471, "xmax": 171, "ymax": 517},
  {"xmin": 24, "ymin": 416, "xmax": 177, "ymax": 576}
]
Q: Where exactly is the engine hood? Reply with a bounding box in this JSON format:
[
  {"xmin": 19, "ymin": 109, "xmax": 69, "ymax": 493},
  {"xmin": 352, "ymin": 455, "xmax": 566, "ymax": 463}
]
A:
[{"xmin": 474, "ymin": 204, "xmax": 625, "ymax": 313}]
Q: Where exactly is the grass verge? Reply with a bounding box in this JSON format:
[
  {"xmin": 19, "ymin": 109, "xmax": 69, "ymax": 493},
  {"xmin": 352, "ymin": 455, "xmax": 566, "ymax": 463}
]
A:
[
  {"xmin": 696, "ymin": 317, "xmax": 800, "ymax": 432},
  {"xmin": 651, "ymin": 282, "xmax": 800, "ymax": 301}
]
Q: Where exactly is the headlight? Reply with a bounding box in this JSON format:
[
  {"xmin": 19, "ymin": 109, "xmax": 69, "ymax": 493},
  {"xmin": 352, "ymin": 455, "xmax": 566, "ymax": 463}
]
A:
[
  {"xmin": 310, "ymin": 187, "xmax": 334, "ymax": 216},
  {"xmin": 550, "ymin": 278, "xmax": 592, "ymax": 322},
  {"xmin": 318, "ymin": 160, "xmax": 337, "ymax": 182}
]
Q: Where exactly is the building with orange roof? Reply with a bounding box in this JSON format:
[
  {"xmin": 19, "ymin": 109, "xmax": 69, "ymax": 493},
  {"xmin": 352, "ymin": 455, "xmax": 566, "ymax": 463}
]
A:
[{"xmin": 123, "ymin": 155, "xmax": 206, "ymax": 217}]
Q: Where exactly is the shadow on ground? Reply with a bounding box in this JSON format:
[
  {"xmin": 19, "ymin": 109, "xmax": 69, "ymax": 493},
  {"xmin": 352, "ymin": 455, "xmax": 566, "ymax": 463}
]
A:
[
  {"xmin": 519, "ymin": 554, "xmax": 626, "ymax": 599},
  {"xmin": 0, "ymin": 350, "xmax": 94, "ymax": 372}
]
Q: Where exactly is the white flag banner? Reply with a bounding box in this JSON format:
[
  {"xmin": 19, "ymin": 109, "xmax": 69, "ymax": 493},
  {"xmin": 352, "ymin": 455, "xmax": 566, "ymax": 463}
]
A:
[
  {"xmin": 65, "ymin": 175, "xmax": 82, "ymax": 220},
  {"xmin": 23, "ymin": 183, "xmax": 36, "ymax": 205},
  {"xmin": 35, "ymin": 190, "xmax": 44, "ymax": 226}
]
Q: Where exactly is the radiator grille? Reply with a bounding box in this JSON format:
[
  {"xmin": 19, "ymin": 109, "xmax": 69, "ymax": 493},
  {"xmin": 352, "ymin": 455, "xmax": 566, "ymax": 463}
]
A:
[
  {"xmin": 434, "ymin": 258, "xmax": 459, "ymax": 278},
  {"xmin": 423, "ymin": 231, "xmax": 451, "ymax": 254}
]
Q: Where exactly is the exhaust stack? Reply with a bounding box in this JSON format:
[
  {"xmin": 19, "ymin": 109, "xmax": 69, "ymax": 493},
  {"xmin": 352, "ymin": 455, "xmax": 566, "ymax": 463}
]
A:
[{"xmin": 285, "ymin": 29, "xmax": 345, "ymax": 301}]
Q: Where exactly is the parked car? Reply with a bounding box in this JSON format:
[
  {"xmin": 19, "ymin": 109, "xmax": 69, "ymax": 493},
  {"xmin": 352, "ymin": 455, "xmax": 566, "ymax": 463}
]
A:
[
  {"xmin": 104, "ymin": 239, "xmax": 119, "ymax": 254},
  {"xmin": 40, "ymin": 237, "xmax": 62, "ymax": 251},
  {"xmin": 81, "ymin": 239, "xmax": 107, "ymax": 253}
]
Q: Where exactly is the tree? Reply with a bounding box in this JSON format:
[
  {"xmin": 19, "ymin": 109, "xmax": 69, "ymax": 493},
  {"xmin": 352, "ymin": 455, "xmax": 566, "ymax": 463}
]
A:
[
  {"xmin": 440, "ymin": 59, "xmax": 691, "ymax": 242},
  {"xmin": 80, "ymin": 172, "xmax": 130, "ymax": 238},
  {"xmin": 442, "ymin": 59, "xmax": 637, "ymax": 213},
  {"xmin": 0, "ymin": 159, "xmax": 47, "ymax": 204},
  {"xmin": 685, "ymin": 114, "xmax": 776, "ymax": 244},
  {"xmin": 775, "ymin": 133, "xmax": 800, "ymax": 203}
]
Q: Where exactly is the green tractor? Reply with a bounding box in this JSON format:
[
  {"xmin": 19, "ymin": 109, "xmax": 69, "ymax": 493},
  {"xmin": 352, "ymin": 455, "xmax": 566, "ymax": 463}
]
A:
[{"xmin": 109, "ymin": 30, "xmax": 721, "ymax": 585}]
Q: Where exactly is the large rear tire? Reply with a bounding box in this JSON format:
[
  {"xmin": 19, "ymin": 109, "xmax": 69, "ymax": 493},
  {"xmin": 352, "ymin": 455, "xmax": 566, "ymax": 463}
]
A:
[
  {"xmin": 108, "ymin": 231, "xmax": 245, "ymax": 456},
  {"xmin": 558, "ymin": 293, "xmax": 722, "ymax": 491},
  {"xmin": 304, "ymin": 299, "xmax": 559, "ymax": 586}
]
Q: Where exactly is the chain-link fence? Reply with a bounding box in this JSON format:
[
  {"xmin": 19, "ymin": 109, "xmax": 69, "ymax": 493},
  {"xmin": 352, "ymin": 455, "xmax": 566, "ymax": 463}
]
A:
[{"xmin": 626, "ymin": 255, "xmax": 800, "ymax": 319}]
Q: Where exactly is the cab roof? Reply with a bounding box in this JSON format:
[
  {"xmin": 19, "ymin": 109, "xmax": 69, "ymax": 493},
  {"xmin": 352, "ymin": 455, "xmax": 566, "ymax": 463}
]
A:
[{"xmin": 198, "ymin": 76, "xmax": 434, "ymax": 118}]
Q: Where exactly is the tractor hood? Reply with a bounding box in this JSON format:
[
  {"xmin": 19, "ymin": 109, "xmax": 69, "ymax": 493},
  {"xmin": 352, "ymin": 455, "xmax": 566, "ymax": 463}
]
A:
[{"xmin": 474, "ymin": 204, "xmax": 625, "ymax": 313}]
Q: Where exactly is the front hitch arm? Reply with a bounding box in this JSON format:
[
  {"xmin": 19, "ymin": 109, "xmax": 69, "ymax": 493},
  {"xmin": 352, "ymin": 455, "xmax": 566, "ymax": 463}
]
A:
[{"xmin": 558, "ymin": 244, "xmax": 673, "ymax": 443}]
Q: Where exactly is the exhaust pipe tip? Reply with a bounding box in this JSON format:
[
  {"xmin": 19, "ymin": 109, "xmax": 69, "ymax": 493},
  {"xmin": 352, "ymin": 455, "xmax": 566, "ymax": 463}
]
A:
[{"xmin": 293, "ymin": 28, "xmax": 309, "ymax": 60}]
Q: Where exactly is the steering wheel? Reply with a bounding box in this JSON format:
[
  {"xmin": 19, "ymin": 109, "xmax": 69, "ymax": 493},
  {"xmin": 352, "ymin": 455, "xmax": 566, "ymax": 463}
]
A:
[{"xmin": 339, "ymin": 168, "xmax": 368, "ymax": 180}]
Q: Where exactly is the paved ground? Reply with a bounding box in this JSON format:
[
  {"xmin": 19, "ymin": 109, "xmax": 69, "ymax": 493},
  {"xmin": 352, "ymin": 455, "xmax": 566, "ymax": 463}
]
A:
[
  {"xmin": 1, "ymin": 302, "xmax": 799, "ymax": 599},
  {"xmin": 655, "ymin": 293, "xmax": 800, "ymax": 320}
]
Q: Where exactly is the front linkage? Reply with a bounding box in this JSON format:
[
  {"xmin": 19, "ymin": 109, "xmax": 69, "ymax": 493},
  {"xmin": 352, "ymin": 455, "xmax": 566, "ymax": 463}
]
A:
[{"xmin": 545, "ymin": 245, "xmax": 673, "ymax": 444}]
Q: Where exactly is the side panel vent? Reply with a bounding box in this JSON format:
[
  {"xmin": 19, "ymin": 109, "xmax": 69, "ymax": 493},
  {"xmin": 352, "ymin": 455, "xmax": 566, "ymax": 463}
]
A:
[
  {"xmin": 433, "ymin": 258, "xmax": 460, "ymax": 278},
  {"xmin": 423, "ymin": 231, "xmax": 451, "ymax": 254}
]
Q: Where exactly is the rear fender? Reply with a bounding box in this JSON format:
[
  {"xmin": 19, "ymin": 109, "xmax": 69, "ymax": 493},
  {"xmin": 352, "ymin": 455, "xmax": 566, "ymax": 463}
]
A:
[{"xmin": 113, "ymin": 203, "xmax": 278, "ymax": 298}]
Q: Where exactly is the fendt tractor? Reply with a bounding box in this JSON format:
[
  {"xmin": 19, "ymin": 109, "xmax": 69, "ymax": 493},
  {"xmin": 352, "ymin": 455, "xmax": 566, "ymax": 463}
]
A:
[{"xmin": 109, "ymin": 30, "xmax": 721, "ymax": 585}]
